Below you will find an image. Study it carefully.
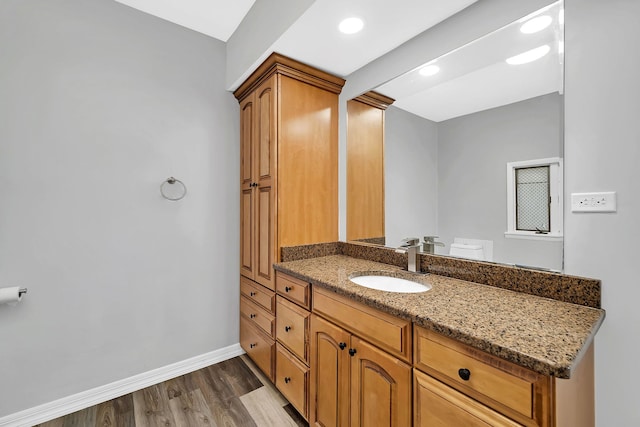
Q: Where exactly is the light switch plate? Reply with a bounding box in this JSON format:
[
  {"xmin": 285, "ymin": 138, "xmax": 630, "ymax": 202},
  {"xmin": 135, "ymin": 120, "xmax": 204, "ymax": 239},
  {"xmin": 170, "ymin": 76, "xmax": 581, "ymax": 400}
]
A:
[{"xmin": 571, "ymin": 192, "xmax": 617, "ymax": 212}]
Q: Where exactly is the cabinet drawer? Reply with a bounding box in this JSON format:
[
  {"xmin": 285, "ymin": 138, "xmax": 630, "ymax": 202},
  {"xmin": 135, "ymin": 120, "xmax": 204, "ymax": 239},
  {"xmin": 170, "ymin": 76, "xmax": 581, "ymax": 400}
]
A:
[
  {"xmin": 276, "ymin": 272, "xmax": 311, "ymax": 309},
  {"xmin": 312, "ymin": 286, "xmax": 411, "ymax": 362},
  {"xmin": 414, "ymin": 326, "xmax": 546, "ymax": 421},
  {"xmin": 276, "ymin": 296, "xmax": 310, "ymax": 363},
  {"xmin": 240, "ymin": 295, "xmax": 275, "ymax": 338},
  {"xmin": 241, "ymin": 276, "xmax": 275, "ymax": 313},
  {"xmin": 240, "ymin": 316, "xmax": 275, "ymax": 382},
  {"xmin": 276, "ymin": 343, "xmax": 309, "ymax": 420},
  {"xmin": 414, "ymin": 369, "xmax": 522, "ymax": 427}
]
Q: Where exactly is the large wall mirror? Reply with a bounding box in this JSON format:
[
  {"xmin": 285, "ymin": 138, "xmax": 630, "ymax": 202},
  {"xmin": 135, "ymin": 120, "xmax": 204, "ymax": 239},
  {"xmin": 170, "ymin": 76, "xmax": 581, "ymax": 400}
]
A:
[{"xmin": 347, "ymin": 1, "xmax": 564, "ymax": 271}]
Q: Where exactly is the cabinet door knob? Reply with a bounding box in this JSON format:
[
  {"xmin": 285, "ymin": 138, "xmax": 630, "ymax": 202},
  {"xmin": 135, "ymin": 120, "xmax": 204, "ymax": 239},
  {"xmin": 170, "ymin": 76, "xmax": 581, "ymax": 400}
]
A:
[
  {"xmin": 348, "ymin": 348, "xmax": 357, "ymax": 357},
  {"xmin": 250, "ymin": 292, "xmax": 256, "ymax": 297},
  {"xmin": 249, "ymin": 343, "xmax": 257, "ymax": 349},
  {"xmin": 250, "ymin": 313, "xmax": 256, "ymax": 319},
  {"xmin": 284, "ymin": 377, "xmax": 291, "ymax": 384},
  {"xmin": 458, "ymin": 368, "xmax": 471, "ymax": 381},
  {"xmin": 285, "ymin": 326, "xmax": 292, "ymax": 332},
  {"xmin": 339, "ymin": 342, "xmax": 347, "ymax": 350},
  {"xmin": 285, "ymin": 286, "xmax": 292, "ymax": 293}
]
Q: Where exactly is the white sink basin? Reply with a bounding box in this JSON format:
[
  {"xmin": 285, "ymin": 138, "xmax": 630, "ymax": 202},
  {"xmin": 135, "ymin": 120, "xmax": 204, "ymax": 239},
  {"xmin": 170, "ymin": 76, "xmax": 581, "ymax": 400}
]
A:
[{"xmin": 349, "ymin": 273, "xmax": 432, "ymax": 293}]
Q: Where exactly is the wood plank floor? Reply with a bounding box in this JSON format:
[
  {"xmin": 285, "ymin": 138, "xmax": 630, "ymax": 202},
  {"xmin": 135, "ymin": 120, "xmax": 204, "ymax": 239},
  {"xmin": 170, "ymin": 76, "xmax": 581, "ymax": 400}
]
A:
[{"xmin": 36, "ymin": 355, "xmax": 307, "ymax": 427}]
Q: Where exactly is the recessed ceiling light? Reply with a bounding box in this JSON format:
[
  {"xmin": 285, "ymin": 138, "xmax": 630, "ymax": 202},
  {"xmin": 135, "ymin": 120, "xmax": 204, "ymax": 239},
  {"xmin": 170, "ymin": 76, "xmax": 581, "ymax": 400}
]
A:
[
  {"xmin": 506, "ymin": 45, "xmax": 551, "ymax": 65},
  {"xmin": 520, "ymin": 15, "xmax": 552, "ymax": 34},
  {"xmin": 339, "ymin": 17, "xmax": 364, "ymax": 34},
  {"xmin": 419, "ymin": 65, "xmax": 440, "ymax": 77}
]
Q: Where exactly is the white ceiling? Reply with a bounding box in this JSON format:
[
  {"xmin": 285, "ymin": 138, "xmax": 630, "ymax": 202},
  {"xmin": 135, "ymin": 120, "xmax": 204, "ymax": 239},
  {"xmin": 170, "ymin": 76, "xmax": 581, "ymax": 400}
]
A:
[
  {"xmin": 376, "ymin": 2, "xmax": 563, "ymax": 122},
  {"xmin": 113, "ymin": 0, "xmax": 477, "ymax": 77},
  {"xmin": 112, "ymin": 0, "xmax": 562, "ymax": 122},
  {"xmin": 114, "ymin": 0, "xmax": 255, "ymax": 41},
  {"xmin": 268, "ymin": 0, "xmax": 477, "ymax": 77}
]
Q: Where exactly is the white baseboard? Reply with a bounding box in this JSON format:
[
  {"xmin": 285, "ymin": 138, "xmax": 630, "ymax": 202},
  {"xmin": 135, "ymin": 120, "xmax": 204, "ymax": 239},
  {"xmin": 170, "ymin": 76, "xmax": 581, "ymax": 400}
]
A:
[{"xmin": 0, "ymin": 343, "xmax": 244, "ymax": 427}]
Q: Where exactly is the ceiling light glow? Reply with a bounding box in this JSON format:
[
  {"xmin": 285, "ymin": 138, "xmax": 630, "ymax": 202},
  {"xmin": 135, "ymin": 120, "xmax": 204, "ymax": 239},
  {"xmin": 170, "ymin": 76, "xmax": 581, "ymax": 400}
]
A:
[
  {"xmin": 520, "ymin": 15, "xmax": 553, "ymax": 34},
  {"xmin": 339, "ymin": 17, "xmax": 364, "ymax": 34},
  {"xmin": 506, "ymin": 45, "xmax": 551, "ymax": 65},
  {"xmin": 419, "ymin": 65, "xmax": 440, "ymax": 77},
  {"xmin": 559, "ymin": 9, "xmax": 564, "ymax": 26}
]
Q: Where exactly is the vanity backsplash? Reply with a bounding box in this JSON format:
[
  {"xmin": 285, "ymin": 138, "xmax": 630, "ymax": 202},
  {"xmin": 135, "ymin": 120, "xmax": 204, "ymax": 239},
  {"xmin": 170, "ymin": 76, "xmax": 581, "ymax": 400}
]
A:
[{"xmin": 280, "ymin": 241, "xmax": 600, "ymax": 308}]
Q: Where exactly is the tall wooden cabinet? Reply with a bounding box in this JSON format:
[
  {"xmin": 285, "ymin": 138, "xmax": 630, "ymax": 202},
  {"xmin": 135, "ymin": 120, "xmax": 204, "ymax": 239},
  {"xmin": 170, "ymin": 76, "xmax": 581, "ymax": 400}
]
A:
[
  {"xmin": 346, "ymin": 92, "xmax": 394, "ymax": 243},
  {"xmin": 235, "ymin": 54, "xmax": 344, "ymax": 385}
]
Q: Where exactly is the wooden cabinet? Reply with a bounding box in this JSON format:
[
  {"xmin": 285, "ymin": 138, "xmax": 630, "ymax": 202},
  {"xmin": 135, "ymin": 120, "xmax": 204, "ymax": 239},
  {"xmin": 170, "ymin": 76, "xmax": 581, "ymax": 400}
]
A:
[
  {"xmin": 346, "ymin": 92, "xmax": 394, "ymax": 243},
  {"xmin": 309, "ymin": 284, "xmax": 412, "ymax": 427},
  {"xmin": 239, "ymin": 75, "xmax": 277, "ymax": 290},
  {"xmin": 414, "ymin": 369, "xmax": 521, "ymax": 427},
  {"xmin": 274, "ymin": 272, "xmax": 313, "ymax": 420},
  {"xmin": 414, "ymin": 325, "xmax": 552, "ymax": 426},
  {"xmin": 236, "ymin": 53, "xmax": 344, "ymax": 289},
  {"xmin": 309, "ymin": 314, "xmax": 412, "ymax": 427},
  {"xmin": 235, "ymin": 53, "xmax": 344, "ymax": 384}
]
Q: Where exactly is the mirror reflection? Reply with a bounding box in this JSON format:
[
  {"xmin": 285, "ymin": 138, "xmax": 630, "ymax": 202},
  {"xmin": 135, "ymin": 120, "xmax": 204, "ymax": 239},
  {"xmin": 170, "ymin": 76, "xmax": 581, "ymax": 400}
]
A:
[{"xmin": 347, "ymin": 2, "xmax": 564, "ymax": 271}]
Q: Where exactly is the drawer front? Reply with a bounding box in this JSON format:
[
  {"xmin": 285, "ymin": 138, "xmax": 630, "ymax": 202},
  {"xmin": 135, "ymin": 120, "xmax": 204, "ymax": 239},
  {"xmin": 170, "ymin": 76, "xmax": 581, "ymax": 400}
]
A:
[
  {"xmin": 241, "ymin": 276, "xmax": 275, "ymax": 313},
  {"xmin": 240, "ymin": 316, "xmax": 275, "ymax": 382},
  {"xmin": 240, "ymin": 295, "xmax": 275, "ymax": 338},
  {"xmin": 276, "ymin": 343, "xmax": 309, "ymax": 420},
  {"xmin": 414, "ymin": 326, "xmax": 536, "ymax": 420},
  {"xmin": 312, "ymin": 286, "xmax": 411, "ymax": 362},
  {"xmin": 276, "ymin": 296, "xmax": 309, "ymax": 363},
  {"xmin": 414, "ymin": 369, "xmax": 522, "ymax": 427},
  {"xmin": 276, "ymin": 272, "xmax": 311, "ymax": 309}
]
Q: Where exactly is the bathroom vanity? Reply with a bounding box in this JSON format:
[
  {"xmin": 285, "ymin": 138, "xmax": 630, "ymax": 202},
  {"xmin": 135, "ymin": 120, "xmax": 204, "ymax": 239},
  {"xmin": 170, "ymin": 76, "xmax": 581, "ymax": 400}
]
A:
[{"xmin": 261, "ymin": 245, "xmax": 603, "ymax": 427}]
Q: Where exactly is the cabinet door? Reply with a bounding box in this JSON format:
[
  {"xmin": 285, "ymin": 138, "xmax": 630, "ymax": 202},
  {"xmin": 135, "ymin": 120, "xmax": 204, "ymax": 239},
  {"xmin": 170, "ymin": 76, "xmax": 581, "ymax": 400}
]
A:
[
  {"xmin": 239, "ymin": 95, "xmax": 255, "ymax": 280},
  {"xmin": 309, "ymin": 315, "xmax": 350, "ymax": 427},
  {"xmin": 254, "ymin": 76, "xmax": 277, "ymax": 290},
  {"xmin": 350, "ymin": 336, "xmax": 412, "ymax": 427},
  {"xmin": 414, "ymin": 369, "xmax": 522, "ymax": 427}
]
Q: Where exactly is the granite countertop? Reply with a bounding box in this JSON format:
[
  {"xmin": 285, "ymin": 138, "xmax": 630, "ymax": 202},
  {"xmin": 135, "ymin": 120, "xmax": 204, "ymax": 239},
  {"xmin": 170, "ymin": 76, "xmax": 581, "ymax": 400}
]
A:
[{"xmin": 274, "ymin": 255, "xmax": 605, "ymax": 379}]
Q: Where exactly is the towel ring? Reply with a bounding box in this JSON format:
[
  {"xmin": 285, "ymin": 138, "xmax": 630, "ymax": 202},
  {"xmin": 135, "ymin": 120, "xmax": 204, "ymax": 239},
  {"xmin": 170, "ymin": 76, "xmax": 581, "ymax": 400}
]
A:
[{"xmin": 160, "ymin": 177, "xmax": 187, "ymax": 201}]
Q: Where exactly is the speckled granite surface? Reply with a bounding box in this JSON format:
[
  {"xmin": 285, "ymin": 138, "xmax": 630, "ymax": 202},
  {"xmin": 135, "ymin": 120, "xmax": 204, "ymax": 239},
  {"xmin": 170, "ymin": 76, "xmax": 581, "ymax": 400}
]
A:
[
  {"xmin": 280, "ymin": 242, "xmax": 341, "ymax": 262},
  {"xmin": 274, "ymin": 255, "xmax": 605, "ymax": 378},
  {"xmin": 283, "ymin": 241, "xmax": 601, "ymax": 308}
]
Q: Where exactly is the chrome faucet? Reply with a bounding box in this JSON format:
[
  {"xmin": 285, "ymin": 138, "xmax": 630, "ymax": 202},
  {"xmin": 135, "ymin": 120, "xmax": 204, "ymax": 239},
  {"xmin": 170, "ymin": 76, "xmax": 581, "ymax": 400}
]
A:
[
  {"xmin": 395, "ymin": 237, "xmax": 421, "ymax": 272},
  {"xmin": 422, "ymin": 236, "xmax": 445, "ymax": 254}
]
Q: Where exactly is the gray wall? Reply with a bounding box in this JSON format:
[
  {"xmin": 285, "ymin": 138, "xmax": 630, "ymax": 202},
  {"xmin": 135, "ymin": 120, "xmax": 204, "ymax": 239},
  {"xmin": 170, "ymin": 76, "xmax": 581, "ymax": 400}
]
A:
[
  {"xmin": 384, "ymin": 106, "xmax": 438, "ymax": 247},
  {"xmin": 0, "ymin": 0, "xmax": 239, "ymax": 416},
  {"xmin": 564, "ymin": 0, "xmax": 640, "ymax": 425},
  {"xmin": 438, "ymin": 93, "xmax": 563, "ymax": 270}
]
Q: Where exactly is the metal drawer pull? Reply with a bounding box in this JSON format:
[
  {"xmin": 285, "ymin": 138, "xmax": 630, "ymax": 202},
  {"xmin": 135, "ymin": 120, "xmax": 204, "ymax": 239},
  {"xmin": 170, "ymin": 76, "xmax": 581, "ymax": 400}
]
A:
[
  {"xmin": 285, "ymin": 326, "xmax": 292, "ymax": 332},
  {"xmin": 458, "ymin": 368, "xmax": 471, "ymax": 381}
]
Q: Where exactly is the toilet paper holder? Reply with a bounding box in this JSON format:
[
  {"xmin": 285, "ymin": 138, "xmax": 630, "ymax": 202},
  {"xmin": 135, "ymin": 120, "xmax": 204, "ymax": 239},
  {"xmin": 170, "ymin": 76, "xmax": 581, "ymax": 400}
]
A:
[{"xmin": 19, "ymin": 288, "xmax": 27, "ymax": 297}]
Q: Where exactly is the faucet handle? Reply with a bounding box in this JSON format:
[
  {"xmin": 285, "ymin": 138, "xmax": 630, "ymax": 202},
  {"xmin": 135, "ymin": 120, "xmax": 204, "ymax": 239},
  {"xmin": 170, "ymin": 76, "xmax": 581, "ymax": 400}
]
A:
[
  {"xmin": 423, "ymin": 236, "xmax": 445, "ymax": 247},
  {"xmin": 401, "ymin": 237, "xmax": 420, "ymax": 246}
]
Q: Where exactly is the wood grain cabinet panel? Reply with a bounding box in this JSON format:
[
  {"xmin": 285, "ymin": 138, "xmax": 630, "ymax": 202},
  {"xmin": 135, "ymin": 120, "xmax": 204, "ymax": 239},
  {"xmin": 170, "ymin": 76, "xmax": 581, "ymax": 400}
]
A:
[
  {"xmin": 309, "ymin": 314, "xmax": 351, "ymax": 427},
  {"xmin": 240, "ymin": 316, "xmax": 275, "ymax": 382},
  {"xmin": 276, "ymin": 271, "xmax": 311, "ymax": 309},
  {"xmin": 350, "ymin": 336, "xmax": 412, "ymax": 427},
  {"xmin": 313, "ymin": 286, "xmax": 411, "ymax": 362},
  {"xmin": 240, "ymin": 295, "xmax": 275, "ymax": 338},
  {"xmin": 346, "ymin": 94, "xmax": 392, "ymax": 242},
  {"xmin": 414, "ymin": 369, "xmax": 522, "ymax": 427},
  {"xmin": 414, "ymin": 326, "xmax": 552, "ymax": 426},
  {"xmin": 276, "ymin": 343, "xmax": 309, "ymax": 420},
  {"xmin": 309, "ymin": 312, "xmax": 411, "ymax": 427},
  {"xmin": 240, "ymin": 276, "xmax": 275, "ymax": 313},
  {"xmin": 276, "ymin": 296, "xmax": 310, "ymax": 363}
]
